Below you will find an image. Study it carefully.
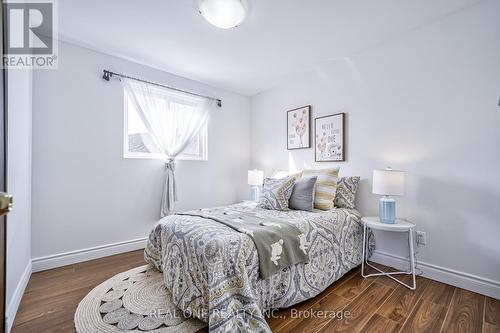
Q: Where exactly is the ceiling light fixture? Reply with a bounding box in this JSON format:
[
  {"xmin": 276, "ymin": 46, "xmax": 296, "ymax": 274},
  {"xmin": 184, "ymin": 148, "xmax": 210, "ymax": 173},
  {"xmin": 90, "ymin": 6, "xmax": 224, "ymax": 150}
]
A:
[{"xmin": 199, "ymin": 0, "xmax": 247, "ymax": 29}]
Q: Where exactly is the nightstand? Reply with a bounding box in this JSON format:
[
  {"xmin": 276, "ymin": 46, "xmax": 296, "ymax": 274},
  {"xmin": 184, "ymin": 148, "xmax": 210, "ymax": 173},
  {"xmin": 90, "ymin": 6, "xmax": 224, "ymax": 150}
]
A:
[{"xmin": 361, "ymin": 216, "xmax": 416, "ymax": 290}]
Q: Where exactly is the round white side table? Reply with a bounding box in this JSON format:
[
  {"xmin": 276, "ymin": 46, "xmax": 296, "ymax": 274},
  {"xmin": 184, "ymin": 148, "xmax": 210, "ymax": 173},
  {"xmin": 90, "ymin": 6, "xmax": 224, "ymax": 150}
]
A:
[{"xmin": 361, "ymin": 216, "xmax": 416, "ymax": 290}]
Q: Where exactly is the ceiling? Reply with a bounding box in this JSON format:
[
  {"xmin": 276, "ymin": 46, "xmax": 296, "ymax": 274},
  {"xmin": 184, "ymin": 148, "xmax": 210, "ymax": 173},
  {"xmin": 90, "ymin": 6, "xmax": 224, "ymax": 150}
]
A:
[{"xmin": 58, "ymin": 0, "xmax": 481, "ymax": 96}]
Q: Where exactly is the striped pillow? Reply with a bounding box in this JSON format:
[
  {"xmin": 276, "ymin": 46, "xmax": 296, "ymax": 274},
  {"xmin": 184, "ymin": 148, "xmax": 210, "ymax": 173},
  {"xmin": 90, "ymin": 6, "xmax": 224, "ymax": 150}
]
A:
[{"xmin": 302, "ymin": 168, "xmax": 340, "ymax": 210}]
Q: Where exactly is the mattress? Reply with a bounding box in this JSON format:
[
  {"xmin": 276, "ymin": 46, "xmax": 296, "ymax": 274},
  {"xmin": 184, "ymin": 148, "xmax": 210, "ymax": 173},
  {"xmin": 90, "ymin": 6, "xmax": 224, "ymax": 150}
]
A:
[{"xmin": 144, "ymin": 201, "xmax": 369, "ymax": 332}]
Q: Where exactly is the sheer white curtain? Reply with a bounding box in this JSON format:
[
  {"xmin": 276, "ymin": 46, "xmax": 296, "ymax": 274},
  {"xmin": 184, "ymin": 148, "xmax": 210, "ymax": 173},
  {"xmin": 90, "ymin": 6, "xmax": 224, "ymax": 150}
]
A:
[{"xmin": 122, "ymin": 78, "xmax": 212, "ymax": 217}]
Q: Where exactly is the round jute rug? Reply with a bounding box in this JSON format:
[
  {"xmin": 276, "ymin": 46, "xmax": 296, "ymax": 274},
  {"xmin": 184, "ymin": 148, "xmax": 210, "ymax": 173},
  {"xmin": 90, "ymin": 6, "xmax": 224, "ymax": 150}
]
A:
[{"xmin": 74, "ymin": 264, "xmax": 206, "ymax": 333}]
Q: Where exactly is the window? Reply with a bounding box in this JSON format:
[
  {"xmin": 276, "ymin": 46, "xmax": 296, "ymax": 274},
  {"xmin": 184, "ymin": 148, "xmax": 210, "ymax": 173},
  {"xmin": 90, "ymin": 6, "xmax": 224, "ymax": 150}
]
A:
[{"xmin": 124, "ymin": 88, "xmax": 208, "ymax": 161}]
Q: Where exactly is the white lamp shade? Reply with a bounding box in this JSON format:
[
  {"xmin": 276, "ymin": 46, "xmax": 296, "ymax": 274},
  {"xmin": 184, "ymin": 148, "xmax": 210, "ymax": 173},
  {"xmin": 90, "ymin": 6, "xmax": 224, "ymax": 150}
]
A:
[
  {"xmin": 199, "ymin": 0, "xmax": 247, "ymax": 29},
  {"xmin": 372, "ymin": 168, "xmax": 405, "ymax": 196},
  {"xmin": 248, "ymin": 170, "xmax": 264, "ymax": 186}
]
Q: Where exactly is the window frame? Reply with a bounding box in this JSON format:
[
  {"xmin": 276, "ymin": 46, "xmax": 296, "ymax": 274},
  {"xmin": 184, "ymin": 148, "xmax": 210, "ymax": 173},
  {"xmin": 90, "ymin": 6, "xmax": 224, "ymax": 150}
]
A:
[{"xmin": 123, "ymin": 88, "xmax": 208, "ymax": 161}]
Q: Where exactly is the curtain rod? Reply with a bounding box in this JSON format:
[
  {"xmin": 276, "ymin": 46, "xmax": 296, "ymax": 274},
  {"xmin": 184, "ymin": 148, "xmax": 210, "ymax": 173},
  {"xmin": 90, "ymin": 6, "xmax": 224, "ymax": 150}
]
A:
[{"xmin": 102, "ymin": 69, "xmax": 222, "ymax": 107}]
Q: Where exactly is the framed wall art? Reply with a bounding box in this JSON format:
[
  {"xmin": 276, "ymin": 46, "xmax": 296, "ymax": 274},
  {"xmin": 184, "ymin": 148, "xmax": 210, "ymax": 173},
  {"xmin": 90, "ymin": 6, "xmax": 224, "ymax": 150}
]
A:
[
  {"xmin": 315, "ymin": 112, "xmax": 345, "ymax": 162},
  {"xmin": 287, "ymin": 105, "xmax": 311, "ymax": 150}
]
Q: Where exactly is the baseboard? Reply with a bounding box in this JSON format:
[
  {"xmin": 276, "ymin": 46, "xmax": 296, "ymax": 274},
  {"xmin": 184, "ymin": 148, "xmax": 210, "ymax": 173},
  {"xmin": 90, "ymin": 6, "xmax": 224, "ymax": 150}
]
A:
[
  {"xmin": 31, "ymin": 237, "xmax": 148, "ymax": 273},
  {"xmin": 371, "ymin": 250, "xmax": 500, "ymax": 299},
  {"xmin": 6, "ymin": 261, "xmax": 32, "ymax": 332}
]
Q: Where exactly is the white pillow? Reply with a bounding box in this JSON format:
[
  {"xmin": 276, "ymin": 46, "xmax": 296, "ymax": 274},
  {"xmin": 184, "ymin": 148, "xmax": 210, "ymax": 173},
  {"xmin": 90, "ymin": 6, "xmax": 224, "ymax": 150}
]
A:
[{"xmin": 271, "ymin": 169, "xmax": 302, "ymax": 179}]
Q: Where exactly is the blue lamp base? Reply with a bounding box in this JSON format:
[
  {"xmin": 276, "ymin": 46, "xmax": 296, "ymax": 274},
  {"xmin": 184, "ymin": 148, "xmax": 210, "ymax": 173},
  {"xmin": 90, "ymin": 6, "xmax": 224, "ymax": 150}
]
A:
[
  {"xmin": 379, "ymin": 196, "xmax": 396, "ymax": 224},
  {"xmin": 250, "ymin": 186, "xmax": 261, "ymax": 202}
]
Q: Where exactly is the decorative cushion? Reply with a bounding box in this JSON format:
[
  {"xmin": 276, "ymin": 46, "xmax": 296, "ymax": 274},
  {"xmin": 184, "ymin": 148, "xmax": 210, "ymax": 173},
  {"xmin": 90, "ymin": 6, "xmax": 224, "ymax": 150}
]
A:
[
  {"xmin": 302, "ymin": 168, "xmax": 340, "ymax": 210},
  {"xmin": 289, "ymin": 176, "xmax": 318, "ymax": 212},
  {"xmin": 334, "ymin": 176, "xmax": 360, "ymax": 209},
  {"xmin": 271, "ymin": 170, "xmax": 302, "ymax": 180},
  {"xmin": 258, "ymin": 177, "xmax": 296, "ymax": 211}
]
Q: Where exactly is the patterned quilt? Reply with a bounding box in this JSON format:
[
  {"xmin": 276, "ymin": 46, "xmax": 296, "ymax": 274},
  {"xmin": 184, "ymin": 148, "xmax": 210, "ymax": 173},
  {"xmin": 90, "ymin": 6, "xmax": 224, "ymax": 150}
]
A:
[
  {"xmin": 178, "ymin": 207, "xmax": 309, "ymax": 279},
  {"xmin": 144, "ymin": 202, "xmax": 372, "ymax": 332}
]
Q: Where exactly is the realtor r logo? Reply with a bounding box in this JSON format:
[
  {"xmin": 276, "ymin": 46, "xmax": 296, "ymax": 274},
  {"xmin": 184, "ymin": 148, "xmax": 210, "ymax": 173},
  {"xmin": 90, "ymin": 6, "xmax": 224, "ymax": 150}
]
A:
[{"xmin": 3, "ymin": 0, "xmax": 58, "ymax": 69}]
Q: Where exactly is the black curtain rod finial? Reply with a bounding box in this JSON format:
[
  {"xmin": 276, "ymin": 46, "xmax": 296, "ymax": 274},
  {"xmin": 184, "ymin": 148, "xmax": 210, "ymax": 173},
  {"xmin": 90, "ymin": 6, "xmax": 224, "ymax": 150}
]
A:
[
  {"xmin": 102, "ymin": 70, "xmax": 111, "ymax": 81},
  {"xmin": 217, "ymin": 99, "xmax": 222, "ymax": 107}
]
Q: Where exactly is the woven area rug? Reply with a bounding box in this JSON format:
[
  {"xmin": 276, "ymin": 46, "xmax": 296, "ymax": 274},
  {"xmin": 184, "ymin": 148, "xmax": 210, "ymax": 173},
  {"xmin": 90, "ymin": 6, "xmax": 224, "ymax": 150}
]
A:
[{"xmin": 74, "ymin": 264, "xmax": 206, "ymax": 333}]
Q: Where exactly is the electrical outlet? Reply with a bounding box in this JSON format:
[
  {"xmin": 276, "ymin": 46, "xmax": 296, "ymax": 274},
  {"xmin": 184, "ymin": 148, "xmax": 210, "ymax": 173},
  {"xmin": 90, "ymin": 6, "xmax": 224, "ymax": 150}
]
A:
[{"xmin": 416, "ymin": 231, "xmax": 427, "ymax": 246}]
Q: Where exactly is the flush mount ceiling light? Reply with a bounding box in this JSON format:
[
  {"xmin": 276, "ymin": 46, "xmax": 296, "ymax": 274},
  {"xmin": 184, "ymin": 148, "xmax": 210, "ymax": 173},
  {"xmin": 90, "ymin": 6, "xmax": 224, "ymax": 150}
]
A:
[{"xmin": 199, "ymin": 0, "xmax": 248, "ymax": 29}]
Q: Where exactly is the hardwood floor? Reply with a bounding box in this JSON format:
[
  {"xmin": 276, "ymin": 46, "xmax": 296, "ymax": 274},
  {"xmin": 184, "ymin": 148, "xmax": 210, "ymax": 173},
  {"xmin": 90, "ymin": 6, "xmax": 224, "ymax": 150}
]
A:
[
  {"xmin": 12, "ymin": 250, "xmax": 145, "ymax": 332},
  {"xmin": 11, "ymin": 250, "xmax": 499, "ymax": 333}
]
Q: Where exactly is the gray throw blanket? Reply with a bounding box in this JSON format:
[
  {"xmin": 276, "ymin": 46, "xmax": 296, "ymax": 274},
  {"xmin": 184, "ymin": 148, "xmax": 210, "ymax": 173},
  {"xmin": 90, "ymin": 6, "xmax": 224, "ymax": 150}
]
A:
[{"xmin": 178, "ymin": 207, "xmax": 309, "ymax": 278}]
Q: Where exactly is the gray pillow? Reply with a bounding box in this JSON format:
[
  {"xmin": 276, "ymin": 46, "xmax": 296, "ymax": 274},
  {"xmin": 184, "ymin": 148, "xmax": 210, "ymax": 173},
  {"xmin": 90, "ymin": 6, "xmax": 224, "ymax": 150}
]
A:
[{"xmin": 289, "ymin": 176, "xmax": 318, "ymax": 211}]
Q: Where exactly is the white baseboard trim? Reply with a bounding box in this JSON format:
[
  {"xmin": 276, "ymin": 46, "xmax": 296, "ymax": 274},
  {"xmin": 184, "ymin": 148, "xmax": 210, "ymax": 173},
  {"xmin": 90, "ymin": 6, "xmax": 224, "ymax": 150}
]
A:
[
  {"xmin": 6, "ymin": 261, "xmax": 32, "ymax": 333},
  {"xmin": 371, "ymin": 250, "xmax": 500, "ymax": 299},
  {"xmin": 32, "ymin": 237, "xmax": 148, "ymax": 273}
]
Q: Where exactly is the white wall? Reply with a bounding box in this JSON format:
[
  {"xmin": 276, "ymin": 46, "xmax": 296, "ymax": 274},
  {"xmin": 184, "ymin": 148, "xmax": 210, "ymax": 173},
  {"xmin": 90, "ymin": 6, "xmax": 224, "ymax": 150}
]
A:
[
  {"xmin": 251, "ymin": 0, "xmax": 500, "ymax": 290},
  {"xmin": 31, "ymin": 41, "xmax": 251, "ymax": 260},
  {"xmin": 6, "ymin": 69, "xmax": 32, "ymax": 330}
]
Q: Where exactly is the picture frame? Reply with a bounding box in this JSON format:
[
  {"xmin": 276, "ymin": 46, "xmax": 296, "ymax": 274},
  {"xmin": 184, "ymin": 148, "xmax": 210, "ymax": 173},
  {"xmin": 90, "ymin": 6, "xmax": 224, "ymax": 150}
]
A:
[
  {"xmin": 287, "ymin": 105, "xmax": 311, "ymax": 150},
  {"xmin": 315, "ymin": 112, "xmax": 345, "ymax": 162}
]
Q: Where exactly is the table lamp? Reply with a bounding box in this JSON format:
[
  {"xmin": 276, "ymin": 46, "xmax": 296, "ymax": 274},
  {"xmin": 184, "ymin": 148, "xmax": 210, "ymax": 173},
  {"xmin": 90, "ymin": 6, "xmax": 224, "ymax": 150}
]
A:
[
  {"xmin": 372, "ymin": 167, "xmax": 405, "ymax": 224},
  {"xmin": 248, "ymin": 170, "xmax": 264, "ymax": 202}
]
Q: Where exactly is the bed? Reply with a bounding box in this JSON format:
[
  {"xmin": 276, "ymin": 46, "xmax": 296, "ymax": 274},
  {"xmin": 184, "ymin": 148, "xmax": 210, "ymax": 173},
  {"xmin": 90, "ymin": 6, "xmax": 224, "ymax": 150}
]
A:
[{"xmin": 144, "ymin": 201, "xmax": 370, "ymax": 332}]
